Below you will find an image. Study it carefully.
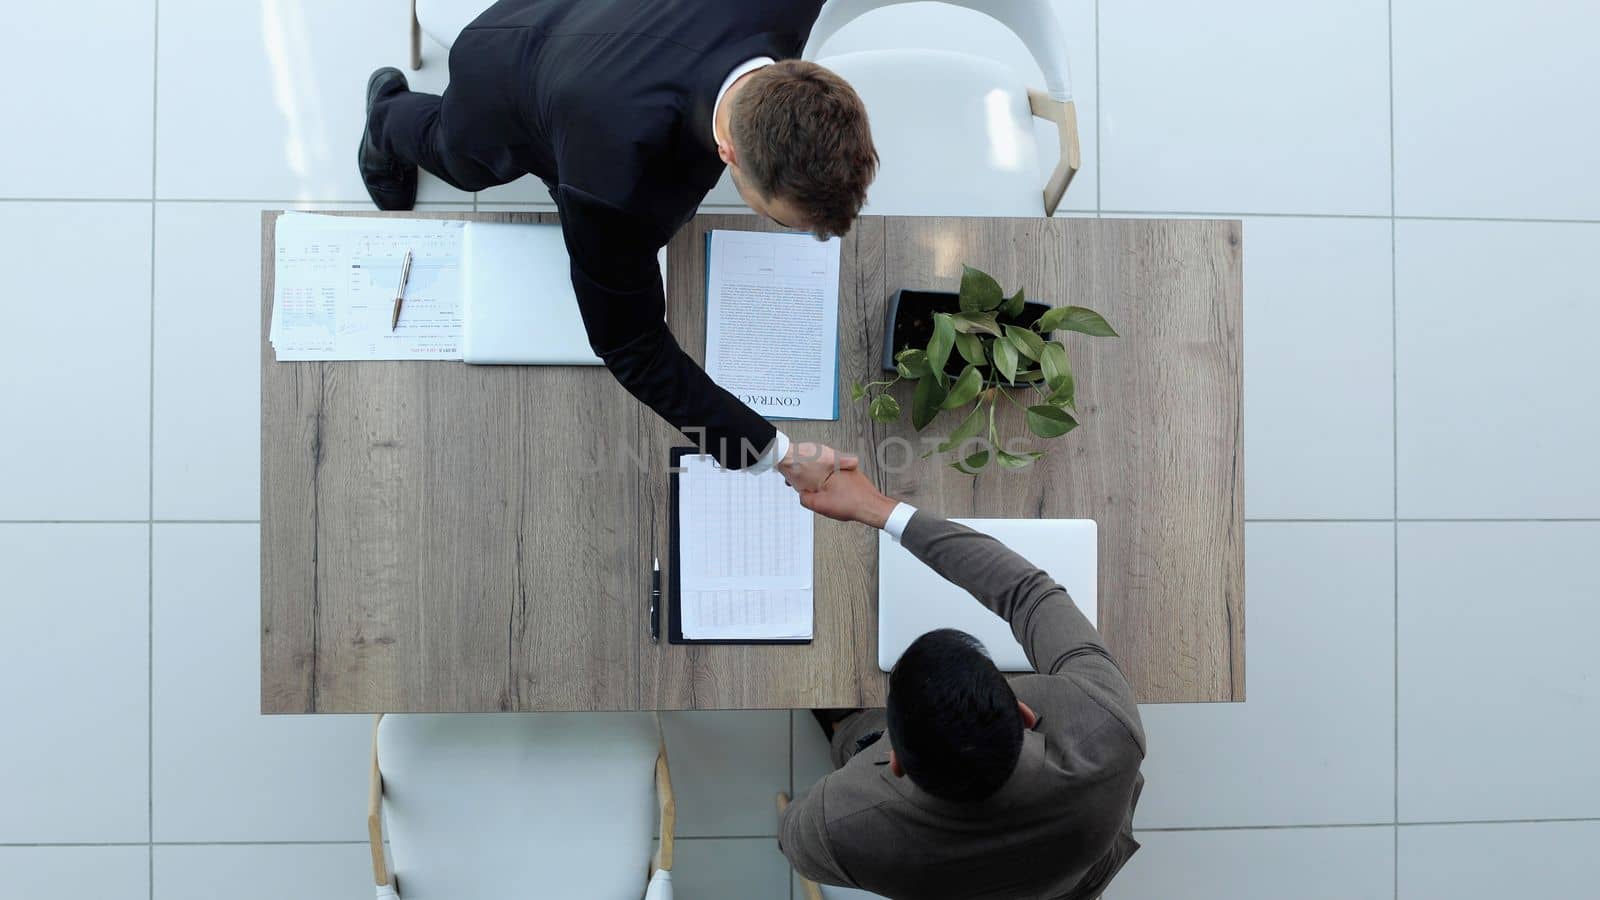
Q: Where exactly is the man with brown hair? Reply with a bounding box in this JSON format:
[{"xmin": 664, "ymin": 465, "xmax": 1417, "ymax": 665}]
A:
[{"xmin": 359, "ymin": 0, "xmax": 877, "ymax": 484}]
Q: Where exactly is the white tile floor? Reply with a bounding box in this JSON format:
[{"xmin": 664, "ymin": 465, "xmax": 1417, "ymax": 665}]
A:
[{"xmin": 3, "ymin": 2, "xmax": 1598, "ymax": 898}]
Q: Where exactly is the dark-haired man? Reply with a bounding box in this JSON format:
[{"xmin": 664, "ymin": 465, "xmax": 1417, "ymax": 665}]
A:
[
  {"xmin": 358, "ymin": 0, "xmax": 878, "ymax": 483},
  {"xmin": 780, "ymin": 467, "xmax": 1146, "ymax": 899}
]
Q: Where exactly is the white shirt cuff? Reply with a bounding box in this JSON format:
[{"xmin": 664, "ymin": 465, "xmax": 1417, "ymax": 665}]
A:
[
  {"xmin": 744, "ymin": 430, "xmax": 790, "ymax": 475},
  {"xmin": 883, "ymin": 502, "xmax": 917, "ymax": 542}
]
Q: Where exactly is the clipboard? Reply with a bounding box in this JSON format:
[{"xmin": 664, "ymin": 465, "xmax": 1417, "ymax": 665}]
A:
[{"xmin": 667, "ymin": 446, "xmax": 812, "ymax": 646}]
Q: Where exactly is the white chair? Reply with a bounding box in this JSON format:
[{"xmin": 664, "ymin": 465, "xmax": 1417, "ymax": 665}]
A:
[
  {"xmin": 801, "ymin": 0, "xmax": 1081, "ymax": 217},
  {"xmin": 368, "ymin": 713, "xmax": 675, "ymax": 900}
]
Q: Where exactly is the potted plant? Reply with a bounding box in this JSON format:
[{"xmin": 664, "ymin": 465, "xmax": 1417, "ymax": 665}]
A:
[{"xmin": 854, "ymin": 265, "xmax": 1117, "ymax": 473}]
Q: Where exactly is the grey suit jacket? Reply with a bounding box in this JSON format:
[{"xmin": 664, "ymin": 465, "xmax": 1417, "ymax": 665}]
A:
[{"xmin": 778, "ymin": 512, "xmax": 1146, "ymax": 900}]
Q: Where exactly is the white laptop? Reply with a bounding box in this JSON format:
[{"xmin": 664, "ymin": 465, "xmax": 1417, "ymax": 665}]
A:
[
  {"xmin": 461, "ymin": 222, "xmax": 669, "ymax": 366},
  {"xmin": 461, "ymin": 221, "xmax": 602, "ymax": 365},
  {"xmin": 877, "ymin": 518, "xmax": 1097, "ymax": 672}
]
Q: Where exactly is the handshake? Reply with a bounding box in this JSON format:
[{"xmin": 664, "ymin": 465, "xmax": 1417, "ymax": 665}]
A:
[{"xmin": 776, "ymin": 441, "xmax": 898, "ymax": 529}]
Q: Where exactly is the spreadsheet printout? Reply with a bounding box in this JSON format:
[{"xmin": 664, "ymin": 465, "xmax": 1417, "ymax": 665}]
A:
[
  {"xmin": 677, "ymin": 454, "xmax": 815, "ymax": 640},
  {"xmin": 270, "ymin": 213, "xmax": 465, "ymax": 361}
]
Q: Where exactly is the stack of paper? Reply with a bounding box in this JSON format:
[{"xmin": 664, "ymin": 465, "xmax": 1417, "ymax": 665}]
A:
[
  {"xmin": 269, "ymin": 213, "xmax": 466, "ymax": 361},
  {"xmin": 677, "ymin": 454, "xmax": 815, "ymax": 641}
]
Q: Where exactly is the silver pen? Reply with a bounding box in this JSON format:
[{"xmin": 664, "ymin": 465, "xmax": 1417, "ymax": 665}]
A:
[{"xmin": 390, "ymin": 249, "xmax": 414, "ymax": 332}]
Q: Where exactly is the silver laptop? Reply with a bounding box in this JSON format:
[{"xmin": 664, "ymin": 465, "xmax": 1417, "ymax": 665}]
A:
[
  {"xmin": 461, "ymin": 223, "xmax": 668, "ymax": 365},
  {"xmin": 877, "ymin": 518, "xmax": 1097, "ymax": 672},
  {"xmin": 461, "ymin": 221, "xmax": 601, "ymax": 365}
]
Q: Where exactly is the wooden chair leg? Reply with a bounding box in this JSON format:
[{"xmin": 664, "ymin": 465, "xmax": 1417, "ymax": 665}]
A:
[
  {"xmin": 653, "ymin": 748, "xmax": 676, "ymax": 874},
  {"xmin": 368, "ymin": 715, "xmax": 392, "ymax": 889},
  {"xmin": 1028, "ymin": 90, "xmax": 1081, "ymax": 217},
  {"xmin": 409, "ymin": 0, "xmax": 423, "ymax": 70}
]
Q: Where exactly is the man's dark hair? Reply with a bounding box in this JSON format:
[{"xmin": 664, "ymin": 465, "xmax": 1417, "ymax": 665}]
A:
[
  {"xmin": 730, "ymin": 59, "xmax": 878, "ymax": 239},
  {"xmin": 886, "ymin": 629, "xmax": 1024, "ymax": 803}
]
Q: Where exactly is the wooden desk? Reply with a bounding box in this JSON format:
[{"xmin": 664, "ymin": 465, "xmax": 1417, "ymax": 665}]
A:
[{"xmin": 261, "ymin": 212, "xmax": 1243, "ymax": 713}]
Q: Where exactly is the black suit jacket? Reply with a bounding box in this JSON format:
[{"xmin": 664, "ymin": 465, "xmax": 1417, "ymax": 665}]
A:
[{"xmin": 449, "ymin": 0, "xmax": 828, "ymax": 467}]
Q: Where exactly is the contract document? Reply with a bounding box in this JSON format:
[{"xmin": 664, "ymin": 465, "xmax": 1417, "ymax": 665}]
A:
[
  {"xmin": 676, "ymin": 454, "xmax": 814, "ymax": 641},
  {"xmin": 703, "ymin": 229, "xmax": 841, "ymax": 420}
]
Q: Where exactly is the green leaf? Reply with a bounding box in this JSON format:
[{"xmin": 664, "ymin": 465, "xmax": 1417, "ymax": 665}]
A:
[
  {"xmin": 1015, "ymin": 368, "xmax": 1043, "ymax": 383},
  {"xmin": 1004, "ymin": 324, "xmax": 1045, "ymax": 361},
  {"xmin": 1039, "ymin": 341, "xmax": 1071, "ymax": 391},
  {"xmin": 926, "ymin": 313, "xmax": 956, "ymax": 375},
  {"xmin": 935, "ymin": 405, "xmax": 987, "ymax": 453},
  {"xmin": 1046, "ymin": 370, "xmax": 1076, "ymax": 409},
  {"xmin": 1026, "ymin": 405, "xmax": 1079, "ymax": 439},
  {"xmin": 992, "ymin": 335, "xmax": 1019, "ymax": 384},
  {"xmin": 958, "ymin": 265, "xmax": 1005, "ymax": 312},
  {"xmin": 951, "ymin": 311, "xmax": 1002, "ymax": 337},
  {"xmin": 911, "ymin": 375, "xmax": 947, "ymax": 430},
  {"xmin": 894, "ymin": 348, "xmax": 931, "ymax": 378},
  {"xmin": 1001, "ymin": 287, "xmax": 1026, "ymax": 320},
  {"xmin": 1035, "ymin": 305, "xmax": 1118, "ymax": 337},
  {"xmin": 850, "ymin": 381, "xmax": 866, "ymax": 402},
  {"xmin": 996, "ymin": 448, "xmax": 1046, "ymax": 470},
  {"xmin": 868, "ymin": 394, "xmax": 902, "ymax": 423},
  {"xmin": 950, "ymin": 448, "xmax": 992, "ymax": 475},
  {"xmin": 941, "ymin": 365, "xmax": 984, "ymax": 409},
  {"xmin": 954, "ymin": 331, "xmax": 987, "ymax": 366},
  {"xmin": 1059, "ymin": 306, "xmax": 1119, "ymax": 337}
]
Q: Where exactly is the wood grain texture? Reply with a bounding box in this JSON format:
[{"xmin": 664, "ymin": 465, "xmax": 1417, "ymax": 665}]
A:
[
  {"xmin": 639, "ymin": 216, "xmax": 1244, "ymax": 708},
  {"xmin": 872, "ymin": 217, "xmax": 1246, "ymax": 705},
  {"xmin": 639, "ymin": 216, "xmax": 890, "ymax": 710},
  {"xmin": 262, "ymin": 211, "xmax": 641, "ymax": 713},
  {"xmin": 261, "ymin": 211, "xmax": 1242, "ymax": 712}
]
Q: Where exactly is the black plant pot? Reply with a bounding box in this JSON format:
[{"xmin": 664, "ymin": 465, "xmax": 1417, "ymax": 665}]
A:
[{"xmin": 882, "ymin": 289, "xmax": 1053, "ymax": 377}]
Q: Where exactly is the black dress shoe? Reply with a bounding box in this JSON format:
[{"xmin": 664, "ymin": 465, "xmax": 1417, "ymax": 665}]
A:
[{"xmin": 359, "ymin": 67, "xmax": 418, "ymax": 211}]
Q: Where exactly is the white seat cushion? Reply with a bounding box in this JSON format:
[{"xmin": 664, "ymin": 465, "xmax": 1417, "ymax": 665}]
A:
[
  {"xmin": 415, "ymin": 0, "xmax": 495, "ymax": 51},
  {"xmin": 643, "ymin": 869, "xmax": 674, "ymax": 900},
  {"xmin": 378, "ymin": 713, "xmax": 659, "ymax": 900},
  {"xmin": 819, "ymin": 49, "xmax": 1045, "ymax": 217}
]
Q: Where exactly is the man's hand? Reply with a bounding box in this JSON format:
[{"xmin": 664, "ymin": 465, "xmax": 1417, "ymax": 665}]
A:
[
  {"xmin": 798, "ymin": 465, "xmax": 898, "ymax": 528},
  {"xmin": 778, "ymin": 441, "xmax": 858, "ymax": 492}
]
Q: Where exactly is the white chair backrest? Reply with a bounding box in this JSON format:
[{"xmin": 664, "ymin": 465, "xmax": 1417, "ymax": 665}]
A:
[
  {"xmin": 803, "ymin": 0, "xmax": 1073, "ymax": 101},
  {"xmin": 819, "ymin": 49, "xmax": 1045, "ymax": 217},
  {"xmin": 377, "ymin": 713, "xmax": 660, "ymax": 900}
]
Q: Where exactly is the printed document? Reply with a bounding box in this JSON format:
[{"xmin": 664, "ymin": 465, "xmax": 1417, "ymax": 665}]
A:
[
  {"xmin": 270, "ymin": 213, "xmax": 465, "ymax": 361},
  {"xmin": 704, "ymin": 229, "xmax": 841, "ymax": 420},
  {"xmin": 269, "ymin": 214, "xmax": 661, "ymax": 365},
  {"xmin": 677, "ymin": 454, "xmax": 814, "ymax": 641}
]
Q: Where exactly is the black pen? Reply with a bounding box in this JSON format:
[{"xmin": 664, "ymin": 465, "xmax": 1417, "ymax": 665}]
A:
[{"xmin": 649, "ymin": 557, "xmax": 661, "ymax": 643}]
